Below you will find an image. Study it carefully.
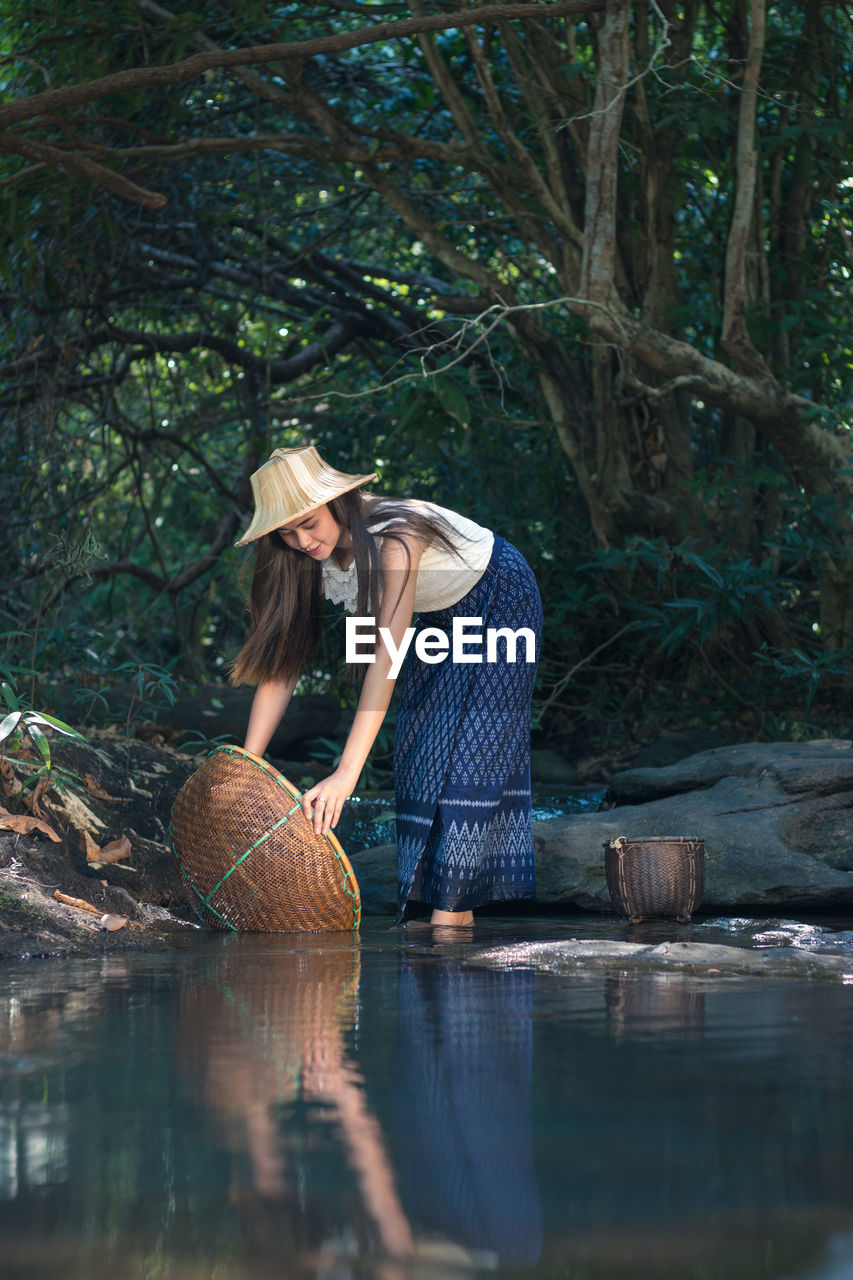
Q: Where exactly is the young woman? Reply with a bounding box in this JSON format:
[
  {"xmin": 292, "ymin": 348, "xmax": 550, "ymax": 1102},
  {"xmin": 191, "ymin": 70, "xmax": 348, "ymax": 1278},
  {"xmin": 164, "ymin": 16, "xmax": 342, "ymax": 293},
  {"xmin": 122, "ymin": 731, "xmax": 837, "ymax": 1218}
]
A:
[{"xmin": 232, "ymin": 445, "xmax": 542, "ymax": 927}]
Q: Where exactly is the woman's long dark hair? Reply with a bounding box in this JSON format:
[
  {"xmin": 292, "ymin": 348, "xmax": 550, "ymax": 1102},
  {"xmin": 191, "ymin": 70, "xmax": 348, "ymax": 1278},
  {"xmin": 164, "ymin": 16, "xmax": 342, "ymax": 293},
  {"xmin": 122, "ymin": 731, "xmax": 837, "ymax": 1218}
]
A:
[{"xmin": 230, "ymin": 490, "xmax": 467, "ymax": 686}]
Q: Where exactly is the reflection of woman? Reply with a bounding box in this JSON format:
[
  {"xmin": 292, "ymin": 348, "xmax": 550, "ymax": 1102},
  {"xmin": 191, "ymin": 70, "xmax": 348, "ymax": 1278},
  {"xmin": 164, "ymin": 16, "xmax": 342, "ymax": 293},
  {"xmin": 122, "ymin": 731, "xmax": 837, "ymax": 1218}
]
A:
[
  {"xmin": 232, "ymin": 445, "xmax": 542, "ymax": 927},
  {"xmin": 393, "ymin": 959, "xmax": 542, "ymax": 1266},
  {"xmin": 178, "ymin": 944, "xmax": 414, "ymax": 1264}
]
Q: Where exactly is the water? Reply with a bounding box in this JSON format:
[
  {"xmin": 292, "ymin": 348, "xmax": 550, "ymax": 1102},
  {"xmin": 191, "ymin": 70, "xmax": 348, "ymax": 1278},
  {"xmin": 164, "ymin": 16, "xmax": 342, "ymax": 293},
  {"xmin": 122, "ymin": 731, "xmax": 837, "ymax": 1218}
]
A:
[
  {"xmin": 2, "ymin": 916, "xmax": 853, "ymax": 1279},
  {"xmin": 339, "ymin": 790, "xmax": 606, "ymax": 851}
]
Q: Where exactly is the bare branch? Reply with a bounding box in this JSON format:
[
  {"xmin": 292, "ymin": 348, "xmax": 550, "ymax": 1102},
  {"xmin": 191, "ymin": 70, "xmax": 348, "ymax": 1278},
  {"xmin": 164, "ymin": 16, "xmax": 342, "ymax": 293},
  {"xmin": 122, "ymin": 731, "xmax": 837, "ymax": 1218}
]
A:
[
  {"xmin": 88, "ymin": 511, "xmax": 242, "ymax": 594},
  {"xmin": 722, "ymin": 0, "xmax": 772, "ymax": 378},
  {"xmin": 0, "ymin": 2, "xmax": 604, "ymax": 130},
  {"xmin": 0, "ymin": 131, "xmax": 166, "ymax": 210}
]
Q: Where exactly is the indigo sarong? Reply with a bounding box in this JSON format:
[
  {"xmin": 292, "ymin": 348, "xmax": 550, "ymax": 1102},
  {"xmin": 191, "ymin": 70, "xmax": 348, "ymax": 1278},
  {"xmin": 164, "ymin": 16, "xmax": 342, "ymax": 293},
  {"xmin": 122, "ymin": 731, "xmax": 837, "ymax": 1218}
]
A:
[{"xmin": 394, "ymin": 536, "xmax": 542, "ymax": 918}]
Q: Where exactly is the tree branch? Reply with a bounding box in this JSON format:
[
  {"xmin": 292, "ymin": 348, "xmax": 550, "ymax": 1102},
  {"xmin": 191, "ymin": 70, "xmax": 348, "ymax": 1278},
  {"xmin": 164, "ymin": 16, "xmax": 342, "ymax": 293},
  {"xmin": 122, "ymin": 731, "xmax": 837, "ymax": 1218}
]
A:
[
  {"xmin": 579, "ymin": 0, "xmax": 630, "ymax": 303},
  {"xmin": 88, "ymin": 511, "xmax": 242, "ymax": 594},
  {"xmin": 0, "ymin": 131, "xmax": 166, "ymax": 209},
  {"xmin": 721, "ymin": 0, "xmax": 771, "ymax": 378},
  {"xmin": 0, "ymin": 2, "xmax": 604, "ymax": 130}
]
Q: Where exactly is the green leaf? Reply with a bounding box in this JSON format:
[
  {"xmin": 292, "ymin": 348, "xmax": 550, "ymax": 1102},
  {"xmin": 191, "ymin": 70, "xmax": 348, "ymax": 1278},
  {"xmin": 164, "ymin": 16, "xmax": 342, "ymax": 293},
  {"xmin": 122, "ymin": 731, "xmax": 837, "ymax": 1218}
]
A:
[
  {"xmin": 24, "ymin": 712, "xmax": 86, "ymax": 741},
  {"xmin": 0, "ymin": 709, "xmax": 22, "ymax": 743},
  {"xmin": 436, "ymin": 379, "xmax": 471, "ymax": 428},
  {"xmin": 0, "ymin": 682, "xmax": 19, "ymax": 712},
  {"xmin": 26, "ymin": 721, "xmax": 52, "ymax": 767}
]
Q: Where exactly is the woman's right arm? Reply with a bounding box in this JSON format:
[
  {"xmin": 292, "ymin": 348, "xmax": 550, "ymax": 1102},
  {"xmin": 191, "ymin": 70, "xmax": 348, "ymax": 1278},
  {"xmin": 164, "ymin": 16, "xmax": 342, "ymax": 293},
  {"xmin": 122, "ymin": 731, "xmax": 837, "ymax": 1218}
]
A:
[{"xmin": 244, "ymin": 674, "xmax": 299, "ymax": 757}]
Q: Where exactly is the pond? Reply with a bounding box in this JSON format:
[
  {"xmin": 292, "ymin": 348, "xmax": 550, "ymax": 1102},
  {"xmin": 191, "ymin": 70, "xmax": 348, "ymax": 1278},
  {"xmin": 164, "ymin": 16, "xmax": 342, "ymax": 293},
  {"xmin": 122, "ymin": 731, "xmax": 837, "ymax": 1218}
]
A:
[{"xmin": 2, "ymin": 915, "xmax": 853, "ymax": 1280}]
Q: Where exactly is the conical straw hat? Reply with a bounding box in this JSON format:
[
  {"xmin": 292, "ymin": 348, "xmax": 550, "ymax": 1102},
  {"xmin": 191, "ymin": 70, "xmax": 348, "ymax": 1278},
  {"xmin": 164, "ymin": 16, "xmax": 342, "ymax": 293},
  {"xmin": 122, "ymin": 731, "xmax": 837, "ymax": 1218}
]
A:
[{"xmin": 235, "ymin": 445, "xmax": 378, "ymax": 546}]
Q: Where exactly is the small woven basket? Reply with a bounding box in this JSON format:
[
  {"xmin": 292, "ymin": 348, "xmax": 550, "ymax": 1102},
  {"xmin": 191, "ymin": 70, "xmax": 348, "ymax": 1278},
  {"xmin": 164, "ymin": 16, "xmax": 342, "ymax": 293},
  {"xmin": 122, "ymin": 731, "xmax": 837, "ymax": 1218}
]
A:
[
  {"xmin": 604, "ymin": 835, "xmax": 705, "ymax": 923},
  {"xmin": 170, "ymin": 745, "xmax": 361, "ymax": 933}
]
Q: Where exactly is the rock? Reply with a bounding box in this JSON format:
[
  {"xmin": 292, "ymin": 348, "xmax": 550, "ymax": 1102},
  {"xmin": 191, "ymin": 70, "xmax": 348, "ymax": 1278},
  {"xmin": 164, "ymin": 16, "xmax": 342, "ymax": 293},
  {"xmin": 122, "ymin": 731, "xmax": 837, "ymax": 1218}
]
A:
[
  {"xmin": 99, "ymin": 913, "xmax": 128, "ymax": 931},
  {"xmin": 349, "ymin": 843, "xmax": 397, "ymax": 916},
  {"xmin": 609, "ymin": 738, "xmax": 853, "ymax": 803},
  {"xmin": 468, "ymin": 939, "xmax": 853, "ymax": 981},
  {"xmin": 533, "ymin": 740, "xmax": 853, "ymax": 913},
  {"xmin": 350, "ymin": 740, "xmax": 853, "ymax": 916},
  {"xmin": 626, "ymin": 727, "xmax": 744, "ymax": 771}
]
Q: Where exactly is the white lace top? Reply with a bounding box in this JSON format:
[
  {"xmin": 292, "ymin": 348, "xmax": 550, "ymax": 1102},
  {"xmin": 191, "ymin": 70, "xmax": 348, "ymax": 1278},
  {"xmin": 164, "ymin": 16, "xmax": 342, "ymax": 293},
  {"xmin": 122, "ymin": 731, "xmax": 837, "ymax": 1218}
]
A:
[{"xmin": 321, "ymin": 499, "xmax": 493, "ymax": 614}]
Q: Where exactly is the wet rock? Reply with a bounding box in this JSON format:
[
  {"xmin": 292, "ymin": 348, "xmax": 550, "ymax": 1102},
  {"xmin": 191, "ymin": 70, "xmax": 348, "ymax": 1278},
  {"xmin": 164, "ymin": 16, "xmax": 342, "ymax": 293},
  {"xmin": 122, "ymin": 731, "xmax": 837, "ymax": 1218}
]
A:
[
  {"xmin": 348, "ymin": 843, "xmax": 397, "ymax": 915},
  {"xmin": 469, "ymin": 939, "xmax": 853, "ymax": 981}
]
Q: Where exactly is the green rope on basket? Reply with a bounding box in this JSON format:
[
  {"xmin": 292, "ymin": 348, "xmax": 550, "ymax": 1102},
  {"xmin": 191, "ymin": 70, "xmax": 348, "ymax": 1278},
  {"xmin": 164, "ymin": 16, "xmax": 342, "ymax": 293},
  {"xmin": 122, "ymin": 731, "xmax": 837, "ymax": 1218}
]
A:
[
  {"xmin": 169, "ymin": 826, "xmax": 238, "ymax": 931},
  {"xmin": 201, "ymin": 804, "xmax": 302, "ymax": 913}
]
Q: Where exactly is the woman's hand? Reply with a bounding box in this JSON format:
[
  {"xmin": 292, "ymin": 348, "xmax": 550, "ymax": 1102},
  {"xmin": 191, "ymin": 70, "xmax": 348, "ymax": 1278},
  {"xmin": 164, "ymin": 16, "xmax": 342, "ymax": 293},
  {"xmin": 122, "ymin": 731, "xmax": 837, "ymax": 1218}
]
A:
[{"xmin": 301, "ymin": 765, "xmax": 360, "ymax": 836}]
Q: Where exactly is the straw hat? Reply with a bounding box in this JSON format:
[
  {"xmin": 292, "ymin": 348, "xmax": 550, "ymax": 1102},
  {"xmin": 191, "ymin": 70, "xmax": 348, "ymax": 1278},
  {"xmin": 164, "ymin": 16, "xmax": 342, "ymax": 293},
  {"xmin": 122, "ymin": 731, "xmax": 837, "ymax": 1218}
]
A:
[{"xmin": 235, "ymin": 445, "xmax": 378, "ymax": 547}]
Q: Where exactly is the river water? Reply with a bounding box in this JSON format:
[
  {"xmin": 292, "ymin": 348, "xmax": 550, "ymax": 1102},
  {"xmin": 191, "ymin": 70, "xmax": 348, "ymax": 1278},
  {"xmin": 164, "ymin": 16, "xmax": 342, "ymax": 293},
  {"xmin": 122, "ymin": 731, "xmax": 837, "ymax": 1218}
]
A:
[{"xmin": 2, "ymin": 915, "xmax": 853, "ymax": 1280}]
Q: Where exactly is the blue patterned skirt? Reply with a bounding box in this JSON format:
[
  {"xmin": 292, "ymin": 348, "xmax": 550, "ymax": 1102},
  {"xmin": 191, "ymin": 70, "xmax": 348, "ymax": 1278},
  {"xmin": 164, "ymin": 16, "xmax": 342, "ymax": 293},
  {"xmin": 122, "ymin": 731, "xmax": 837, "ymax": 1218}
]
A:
[{"xmin": 394, "ymin": 536, "xmax": 542, "ymax": 918}]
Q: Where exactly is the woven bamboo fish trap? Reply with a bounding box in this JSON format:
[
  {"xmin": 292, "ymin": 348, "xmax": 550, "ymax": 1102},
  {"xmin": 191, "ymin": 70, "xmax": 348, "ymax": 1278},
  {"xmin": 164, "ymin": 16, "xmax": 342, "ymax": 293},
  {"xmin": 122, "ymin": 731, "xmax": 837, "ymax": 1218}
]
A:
[
  {"xmin": 604, "ymin": 836, "xmax": 705, "ymax": 924},
  {"xmin": 170, "ymin": 745, "xmax": 361, "ymax": 932}
]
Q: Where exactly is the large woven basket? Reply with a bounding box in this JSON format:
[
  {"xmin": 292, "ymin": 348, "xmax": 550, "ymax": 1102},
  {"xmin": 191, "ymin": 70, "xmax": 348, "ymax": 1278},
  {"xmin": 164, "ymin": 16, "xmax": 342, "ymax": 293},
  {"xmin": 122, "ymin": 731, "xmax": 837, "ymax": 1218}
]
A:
[
  {"xmin": 170, "ymin": 745, "xmax": 361, "ymax": 932},
  {"xmin": 604, "ymin": 835, "xmax": 705, "ymax": 923}
]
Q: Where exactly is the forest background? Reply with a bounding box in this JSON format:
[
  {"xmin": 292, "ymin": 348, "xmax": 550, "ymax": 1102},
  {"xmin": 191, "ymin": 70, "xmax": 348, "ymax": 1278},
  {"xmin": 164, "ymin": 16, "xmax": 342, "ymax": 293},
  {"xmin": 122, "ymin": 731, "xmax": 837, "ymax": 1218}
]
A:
[{"xmin": 1, "ymin": 0, "xmax": 852, "ymax": 768}]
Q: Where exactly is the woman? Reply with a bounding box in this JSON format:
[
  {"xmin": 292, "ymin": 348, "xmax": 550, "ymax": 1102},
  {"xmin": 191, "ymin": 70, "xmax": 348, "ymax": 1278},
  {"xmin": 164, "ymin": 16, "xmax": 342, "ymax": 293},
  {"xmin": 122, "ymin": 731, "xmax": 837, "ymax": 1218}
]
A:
[{"xmin": 232, "ymin": 444, "xmax": 542, "ymax": 926}]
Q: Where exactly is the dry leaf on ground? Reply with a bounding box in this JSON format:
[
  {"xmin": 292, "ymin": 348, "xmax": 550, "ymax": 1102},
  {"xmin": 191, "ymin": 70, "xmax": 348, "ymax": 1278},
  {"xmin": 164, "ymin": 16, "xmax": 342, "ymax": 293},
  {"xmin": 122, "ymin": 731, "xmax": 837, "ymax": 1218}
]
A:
[
  {"xmin": 80, "ymin": 830, "xmax": 101, "ymax": 859},
  {"xmin": 87, "ymin": 834, "xmax": 132, "ymax": 865},
  {"xmin": 82, "ymin": 774, "xmax": 129, "ymax": 805},
  {"xmin": 86, "ymin": 833, "xmax": 134, "ymax": 870},
  {"xmin": 0, "ymin": 804, "xmax": 61, "ymax": 842},
  {"xmin": 53, "ymin": 890, "xmax": 100, "ymax": 915}
]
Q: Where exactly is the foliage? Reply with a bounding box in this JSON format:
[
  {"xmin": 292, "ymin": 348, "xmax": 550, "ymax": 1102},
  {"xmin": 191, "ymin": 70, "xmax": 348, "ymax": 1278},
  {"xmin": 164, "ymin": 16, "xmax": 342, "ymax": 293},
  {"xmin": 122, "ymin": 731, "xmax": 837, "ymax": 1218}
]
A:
[
  {"xmin": 1, "ymin": 0, "xmax": 852, "ymax": 754},
  {"xmin": 0, "ymin": 679, "xmax": 86, "ymax": 794}
]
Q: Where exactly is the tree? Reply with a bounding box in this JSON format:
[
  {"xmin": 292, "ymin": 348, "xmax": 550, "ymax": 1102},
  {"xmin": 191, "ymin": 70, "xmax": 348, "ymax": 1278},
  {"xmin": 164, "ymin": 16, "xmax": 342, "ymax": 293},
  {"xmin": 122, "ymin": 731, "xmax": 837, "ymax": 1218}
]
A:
[{"xmin": 1, "ymin": 0, "xmax": 851, "ymax": 742}]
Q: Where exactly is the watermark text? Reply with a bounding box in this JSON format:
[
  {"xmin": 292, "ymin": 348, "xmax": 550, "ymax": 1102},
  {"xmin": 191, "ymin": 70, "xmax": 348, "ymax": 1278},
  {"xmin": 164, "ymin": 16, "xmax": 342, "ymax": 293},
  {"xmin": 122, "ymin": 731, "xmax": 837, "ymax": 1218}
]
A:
[{"xmin": 346, "ymin": 616, "xmax": 536, "ymax": 678}]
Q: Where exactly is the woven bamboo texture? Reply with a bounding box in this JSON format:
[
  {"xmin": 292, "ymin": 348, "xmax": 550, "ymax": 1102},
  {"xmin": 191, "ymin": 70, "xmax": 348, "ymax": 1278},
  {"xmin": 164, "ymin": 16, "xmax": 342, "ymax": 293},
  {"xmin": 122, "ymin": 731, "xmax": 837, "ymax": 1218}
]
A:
[
  {"xmin": 604, "ymin": 836, "xmax": 705, "ymax": 923},
  {"xmin": 170, "ymin": 745, "xmax": 361, "ymax": 932}
]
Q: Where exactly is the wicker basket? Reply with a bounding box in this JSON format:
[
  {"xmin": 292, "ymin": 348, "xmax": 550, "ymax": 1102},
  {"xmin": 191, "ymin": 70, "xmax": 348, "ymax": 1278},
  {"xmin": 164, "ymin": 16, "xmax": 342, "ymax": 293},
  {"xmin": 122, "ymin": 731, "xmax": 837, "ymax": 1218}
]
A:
[
  {"xmin": 170, "ymin": 745, "xmax": 361, "ymax": 933},
  {"xmin": 604, "ymin": 835, "xmax": 705, "ymax": 923}
]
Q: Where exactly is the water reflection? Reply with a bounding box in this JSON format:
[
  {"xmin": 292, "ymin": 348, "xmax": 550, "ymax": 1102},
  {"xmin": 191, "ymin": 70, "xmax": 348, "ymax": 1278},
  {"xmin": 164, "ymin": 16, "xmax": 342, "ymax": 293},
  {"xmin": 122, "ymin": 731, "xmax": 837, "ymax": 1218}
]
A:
[
  {"xmin": 394, "ymin": 960, "xmax": 542, "ymax": 1267},
  {"xmin": 176, "ymin": 940, "xmax": 542, "ymax": 1273},
  {"xmin": 604, "ymin": 973, "xmax": 706, "ymax": 1040},
  {"xmin": 3, "ymin": 920, "xmax": 853, "ymax": 1279},
  {"xmin": 178, "ymin": 941, "xmax": 418, "ymax": 1266}
]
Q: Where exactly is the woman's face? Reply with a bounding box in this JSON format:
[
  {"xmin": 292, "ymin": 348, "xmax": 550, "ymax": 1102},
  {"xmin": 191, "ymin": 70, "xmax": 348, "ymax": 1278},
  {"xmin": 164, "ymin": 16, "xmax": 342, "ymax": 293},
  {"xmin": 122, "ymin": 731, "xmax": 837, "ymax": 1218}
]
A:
[{"xmin": 277, "ymin": 504, "xmax": 342, "ymax": 560}]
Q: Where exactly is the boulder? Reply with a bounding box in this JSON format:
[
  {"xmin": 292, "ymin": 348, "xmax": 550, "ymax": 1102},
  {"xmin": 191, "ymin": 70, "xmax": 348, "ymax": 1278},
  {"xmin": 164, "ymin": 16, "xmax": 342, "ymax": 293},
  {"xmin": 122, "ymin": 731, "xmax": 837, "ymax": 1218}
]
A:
[
  {"xmin": 608, "ymin": 738, "xmax": 853, "ymax": 802},
  {"xmin": 539, "ymin": 739, "xmax": 853, "ymax": 913},
  {"xmin": 350, "ymin": 740, "xmax": 853, "ymax": 915}
]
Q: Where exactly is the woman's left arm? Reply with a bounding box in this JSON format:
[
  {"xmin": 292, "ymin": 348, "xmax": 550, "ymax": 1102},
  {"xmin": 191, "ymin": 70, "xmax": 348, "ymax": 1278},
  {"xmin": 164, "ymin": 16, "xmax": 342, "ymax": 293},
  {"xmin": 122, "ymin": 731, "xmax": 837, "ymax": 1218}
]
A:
[{"xmin": 301, "ymin": 534, "xmax": 422, "ymax": 835}]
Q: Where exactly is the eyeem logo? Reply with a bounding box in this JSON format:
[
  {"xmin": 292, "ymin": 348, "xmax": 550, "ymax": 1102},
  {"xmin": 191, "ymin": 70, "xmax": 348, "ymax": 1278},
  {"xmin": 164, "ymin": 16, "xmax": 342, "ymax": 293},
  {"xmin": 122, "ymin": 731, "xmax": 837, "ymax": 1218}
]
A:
[{"xmin": 346, "ymin": 616, "xmax": 537, "ymax": 679}]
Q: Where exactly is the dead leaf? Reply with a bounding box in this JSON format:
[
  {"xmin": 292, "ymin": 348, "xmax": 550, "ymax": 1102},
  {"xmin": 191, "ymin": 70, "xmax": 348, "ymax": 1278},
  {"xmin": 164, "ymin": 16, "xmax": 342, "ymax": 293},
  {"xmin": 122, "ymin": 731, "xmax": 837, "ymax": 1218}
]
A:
[
  {"xmin": 87, "ymin": 834, "xmax": 132, "ymax": 865},
  {"xmin": 81, "ymin": 830, "xmax": 101, "ymax": 859},
  {"xmin": 53, "ymin": 889, "xmax": 100, "ymax": 915},
  {"xmin": 0, "ymin": 758, "xmax": 17, "ymax": 800},
  {"xmin": 0, "ymin": 804, "xmax": 62, "ymax": 842},
  {"xmin": 82, "ymin": 774, "xmax": 128, "ymax": 805},
  {"xmin": 29, "ymin": 773, "xmax": 52, "ymax": 818}
]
